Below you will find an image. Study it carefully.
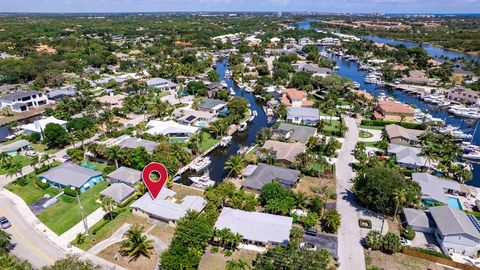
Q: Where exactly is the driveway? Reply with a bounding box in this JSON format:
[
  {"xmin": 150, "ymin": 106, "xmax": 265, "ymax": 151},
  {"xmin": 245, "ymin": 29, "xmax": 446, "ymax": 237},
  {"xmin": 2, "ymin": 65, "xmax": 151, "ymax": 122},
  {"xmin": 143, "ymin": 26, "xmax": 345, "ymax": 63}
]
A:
[
  {"xmin": 0, "ymin": 195, "xmax": 66, "ymax": 268},
  {"xmin": 304, "ymin": 233, "xmax": 338, "ymax": 259},
  {"xmin": 335, "ymin": 116, "xmax": 366, "ymax": 270},
  {"xmin": 358, "ymin": 128, "xmax": 382, "ymax": 143}
]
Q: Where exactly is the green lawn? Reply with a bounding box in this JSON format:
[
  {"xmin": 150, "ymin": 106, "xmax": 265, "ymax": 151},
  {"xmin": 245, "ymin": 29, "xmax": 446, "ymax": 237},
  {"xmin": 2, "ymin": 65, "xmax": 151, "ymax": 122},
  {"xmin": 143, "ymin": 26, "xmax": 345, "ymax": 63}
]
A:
[
  {"xmin": 322, "ymin": 120, "xmax": 347, "ymax": 137},
  {"xmin": 37, "ymin": 181, "xmax": 108, "ymax": 235},
  {"xmin": 359, "ymin": 125, "xmax": 385, "ymax": 130},
  {"xmin": 6, "ymin": 174, "xmax": 61, "ymax": 205},
  {"xmin": 0, "ymin": 155, "xmax": 33, "ymax": 175},
  {"xmin": 359, "ymin": 130, "xmax": 374, "ymax": 139},
  {"xmin": 200, "ymin": 132, "xmax": 219, "ymax": 152}
]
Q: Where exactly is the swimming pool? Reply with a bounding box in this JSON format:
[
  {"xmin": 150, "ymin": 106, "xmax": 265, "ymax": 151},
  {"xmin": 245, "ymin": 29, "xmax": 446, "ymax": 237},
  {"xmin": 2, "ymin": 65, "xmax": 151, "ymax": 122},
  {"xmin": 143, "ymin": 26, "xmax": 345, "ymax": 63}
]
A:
[{"xmin": 447, "ymin": 196, "xmax": 463, "ymax": 210}]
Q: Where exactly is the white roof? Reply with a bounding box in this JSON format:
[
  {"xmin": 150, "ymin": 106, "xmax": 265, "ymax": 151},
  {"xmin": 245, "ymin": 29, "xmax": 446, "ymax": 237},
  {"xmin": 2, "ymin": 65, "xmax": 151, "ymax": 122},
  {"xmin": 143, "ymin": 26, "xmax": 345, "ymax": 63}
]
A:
[
  {"xmin": 20, "ymin": 116, "xmax": 67, "ymax": 133},
  {"xmin": 215, "ymin": 207, "xmax": 293, "ymax": 244},
  {"xmin": 146, "ymin": 120, "xmax": 198, "ymax": 136}
]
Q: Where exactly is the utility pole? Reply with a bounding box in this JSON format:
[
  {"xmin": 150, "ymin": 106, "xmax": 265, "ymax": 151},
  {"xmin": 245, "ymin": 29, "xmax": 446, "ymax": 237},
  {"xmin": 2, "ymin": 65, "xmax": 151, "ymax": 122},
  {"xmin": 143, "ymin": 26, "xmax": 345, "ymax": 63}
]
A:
[{"xmin": 76, "ymin": 192, "xmax": 89, "ymax": 236}]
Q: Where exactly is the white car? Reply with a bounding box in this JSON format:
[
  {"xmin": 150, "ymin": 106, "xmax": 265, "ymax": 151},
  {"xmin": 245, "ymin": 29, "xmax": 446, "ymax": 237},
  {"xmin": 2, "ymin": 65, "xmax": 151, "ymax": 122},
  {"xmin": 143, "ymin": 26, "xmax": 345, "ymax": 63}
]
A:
[
  {"xmin": 400, "ymin": 237, "xmax": 412, "ymax": 246},
  {"xmin": 25, "ymin": 149, "xmax": 37, "ymax": 157},
  {"xmin": 299, "ymin": 242, "xmax": 317, "ymax": 251}
]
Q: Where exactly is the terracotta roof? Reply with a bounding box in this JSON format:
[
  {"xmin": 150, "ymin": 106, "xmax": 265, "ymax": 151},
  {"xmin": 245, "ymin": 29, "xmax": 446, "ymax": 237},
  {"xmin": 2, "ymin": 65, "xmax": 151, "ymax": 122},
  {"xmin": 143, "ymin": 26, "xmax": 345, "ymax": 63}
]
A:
[
  {"xmin": 280, "ymin": 96, "xmax": 291, "ymax": 106},
  {"xmin": 378, "ymin": 100, "xmax": 415, "ymax": 115},
  {"xmin": 282, "ymin": 88, "xmax": 307, "ymax": 100}
]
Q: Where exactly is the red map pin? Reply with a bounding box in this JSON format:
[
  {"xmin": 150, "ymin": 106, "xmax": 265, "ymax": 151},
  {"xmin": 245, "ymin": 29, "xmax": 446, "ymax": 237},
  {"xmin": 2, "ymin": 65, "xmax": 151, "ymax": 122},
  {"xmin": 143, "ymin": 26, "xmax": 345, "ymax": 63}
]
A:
[{"xmin": 142, "ymin": 162, "xmax": 168, "ymax": 199}]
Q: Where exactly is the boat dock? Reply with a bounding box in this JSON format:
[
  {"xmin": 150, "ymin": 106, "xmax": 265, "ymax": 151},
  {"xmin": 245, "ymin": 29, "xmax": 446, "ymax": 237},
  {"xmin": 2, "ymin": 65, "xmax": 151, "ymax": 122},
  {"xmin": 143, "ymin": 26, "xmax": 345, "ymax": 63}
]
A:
[{"xmin": 386, "ymin": 83, "xmax": 445, "ymax": 96}]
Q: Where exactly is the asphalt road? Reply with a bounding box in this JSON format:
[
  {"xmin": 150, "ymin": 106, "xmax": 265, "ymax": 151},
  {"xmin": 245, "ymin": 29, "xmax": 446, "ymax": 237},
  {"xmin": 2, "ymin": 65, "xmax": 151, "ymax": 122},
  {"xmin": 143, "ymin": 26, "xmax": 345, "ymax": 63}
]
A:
[{"xmin": 0, "ymin": 195, "xmax": 65, "ymax": 269}]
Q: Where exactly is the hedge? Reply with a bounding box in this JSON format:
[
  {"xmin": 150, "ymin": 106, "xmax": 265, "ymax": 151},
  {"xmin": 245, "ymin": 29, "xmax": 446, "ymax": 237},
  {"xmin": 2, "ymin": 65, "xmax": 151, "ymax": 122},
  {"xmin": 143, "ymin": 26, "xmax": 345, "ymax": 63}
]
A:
[
  {"xmin": 409, "ymin": 247, "xmax": 451, "ymax": 260},
  {"xmin": 35, "ymin": 178, "xmax": 50, "ymax": 189},
  {"xmin": 117, "ymin": 195, "xmax": 136, "ymax": 208},
  {"xmin": 402, "ymin": 226, "xmax": 416, "ymax": 240},
  {"xmin": 64, "ymin": 185, "xmax": 80, "ymax": 197},
  {"xmin": 360, "ymin": 119, "xmax": 424, "ymax": 130}
]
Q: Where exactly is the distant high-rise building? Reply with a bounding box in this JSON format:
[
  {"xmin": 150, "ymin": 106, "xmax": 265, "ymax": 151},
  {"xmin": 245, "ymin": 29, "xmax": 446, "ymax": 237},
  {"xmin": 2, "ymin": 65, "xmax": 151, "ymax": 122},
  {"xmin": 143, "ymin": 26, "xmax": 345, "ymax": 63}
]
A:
[{"xmin": 277, "ymin": 11, "xmax": 282, "ymax": 17}]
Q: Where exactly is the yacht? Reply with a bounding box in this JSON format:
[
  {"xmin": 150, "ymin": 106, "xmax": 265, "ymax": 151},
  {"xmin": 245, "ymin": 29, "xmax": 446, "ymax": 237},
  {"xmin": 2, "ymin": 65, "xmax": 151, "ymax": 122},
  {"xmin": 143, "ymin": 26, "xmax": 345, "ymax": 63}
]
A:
[
  {"xmin": 352, "ymin": 82, "xmax": 360, "ymax": 89},
  {"xmin": 237, "ymin": 122, "xmax": 248, "ymax": 132},
  {"xmin": 237, "ymin": 146, "xmax": 249, "ymax": 155},
  {"xmin": 463, "ymin": 151, "xmax": 480, "ymax": 161},
  {"xmin": 333, "ymin": 66, "xmax": 340, "ymax": 70},
  {"xmin": 190, "ymin": 171, "xmax": 215, "ymax": 188},
  {"xmin": 220, "ymin": 81, "xmax": 228, "ymax": 88},
  {"xmin": 229, "ymin": 87, "xmax": 235, "ymax": 95},
  {"xmin": 219, "ymin": 136, "xmax": 232, "ymax": 147},
  {"xmin": 224, "ymin": 70, "xmax": 232, "ymax": 77},
  {"xmin": 237, "ymin": 82, "xmax": 245, "ymax": 89},
  {"xmin": 190, "ymin": 157, "xmax": 211, "ymax": 172},
  {"xmin": 244, "ymin": 86, "xmax": 254, "ymax": 92}
]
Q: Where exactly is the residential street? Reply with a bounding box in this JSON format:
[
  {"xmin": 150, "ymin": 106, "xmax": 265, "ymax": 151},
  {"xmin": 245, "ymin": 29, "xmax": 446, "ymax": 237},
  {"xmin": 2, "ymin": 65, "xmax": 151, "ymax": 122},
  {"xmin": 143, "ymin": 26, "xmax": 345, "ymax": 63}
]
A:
[
  {"xmin": 0, "ymin": 194, "xmax": 65, "ymax": 269},
  {"xmin": 336, "ymin": 116, "xmax": 366, "ymax": 270}
]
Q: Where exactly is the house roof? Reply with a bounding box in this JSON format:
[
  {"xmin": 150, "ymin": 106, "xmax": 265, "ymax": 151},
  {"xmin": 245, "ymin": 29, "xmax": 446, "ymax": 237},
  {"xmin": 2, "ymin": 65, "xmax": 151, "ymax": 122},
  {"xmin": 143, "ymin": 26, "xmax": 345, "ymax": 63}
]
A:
[
  {"xmin": 388, "ymin": 144, "xmax": 432, "ymax": 168},
  {"xmin": 287, "ymin": 107, "xmax": 319, "ymax": 120},
  {"xmin": 215, "ymin": 207, "xmax": 293, "ymax": 244},
  {"xmin": 385, "ymin": 124, "xmax": 424, "ymax": 142},
  {"xmin": 20, "ymin": 116, "xmax": 67, "ymax": 133},
  {"xmin": 146, "ymin": 77, "xmax": 177, "ymax": 87},
  {"xmin": 39, "ymin": 163, "xmax": 102, "ymax": 188},
  {"xmin": 108, "ymin": 135, "xmax": 158, "ymax": 153},
  {"xmin": 107, "ymin": 166, "xmax": 142, "ymax": 185},
  {"xmin": 0, "ymin": 139, "xmax": 29, "ymax": 153},
  {"xmin": 131, "ymin": 191, "xmax": 206, "ymax": 221},
  {"xmin": 430, "ymin": 205, "xmax": 480, "ymax": 239},
  {"xmin": 146, "ymin": 120, "xmax": 198, "ymax": 136},
  {"xmin": 199, "ymin": 98, "xmax": 227, "ymax": 110},
  {"xmin": 378, "ymin": 100, "xmax": 415, "ymax": 115},
  {"xmin": 243, "ymin": 163, "xmax": 300, "ymax": 191},
  {"xmin": 100, "ymin": 183, "xmax": 135, "ymax": 203},
  {"xmin": 275, "ymin": 123, "xmax": 317, "ymax": 143},
  {"xmin": 262, "ymin": 140, "xmax": 306, "ymax": 163},
  {"xmin": 47, "ymin": 89, "xmax": 76, "ymax": 99},
  {"xmin": 403, "ymin": 208, "xmax": 435, "ymax": 229},
  {"xmin": 0, "ymin": 91, "xmax": 42, "ymax": 102},
  {"xmin": 282, "ymin": 88, "xmax": 307, "ymax": 100}
]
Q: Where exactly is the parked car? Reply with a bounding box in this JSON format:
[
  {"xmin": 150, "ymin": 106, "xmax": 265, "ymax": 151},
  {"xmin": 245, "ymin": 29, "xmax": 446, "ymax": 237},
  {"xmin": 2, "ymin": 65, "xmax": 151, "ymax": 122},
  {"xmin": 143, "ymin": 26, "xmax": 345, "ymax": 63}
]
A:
[
  {"xmin": 25, "ymin": 149, "xmax": 37, "ymax": 157},
  {"xmin": 400, "ymin": 237, "xmax": 412, "ymax": 246},
  {"xmin": 0, "ymin": 216, "xmax": 11, "ymax": 229},
  {"xmin": 299, "ymin": 242, "xmax": 317, "ymax": 251},
  {"xmin": 304, "ymin": 227, "xmax": 317, "ymax": 236}
]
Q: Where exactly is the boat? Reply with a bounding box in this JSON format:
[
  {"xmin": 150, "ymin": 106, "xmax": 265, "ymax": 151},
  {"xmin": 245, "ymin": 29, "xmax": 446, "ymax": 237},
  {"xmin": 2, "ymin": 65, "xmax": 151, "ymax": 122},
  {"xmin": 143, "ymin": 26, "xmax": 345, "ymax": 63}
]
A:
[
  {"xmin": 247, "ymin": 115, "xmax": 255, "ymax": 122},
  {"xmin": 190, "ymin": 157, "xmax": 211, "ymax": 172},
  {"xmin": 252, "ymin": 110, "xmax": 258, "ymax": 117},
  {"xmin": 352, "ymin": 82, "xmax": 360, "ymax": 89},
  {"xmin": 237, "ymin": 82, "xmax": 245, "ymax": 89},
  {"xmin": 244, "ymin": 86, "xmax": 254, "ymax": 92},
  {"xmin": 333, "ymin": 66, "xmax": 340, "ymax": 70},
  {"xmin": 237, "ymin": 122, "xmax": 248, "ymax": 132},
  {"xmin": 463, "ymin": 151, "xmax": 480, "ymax": 161},
  {"xmin": 190, "ymin": 171, "xmax": 215, "ymax": 188},
  {"xmin": 224, "ymin": 70, "xmax": 232, "ymax": 77},
  {"xmin": 220, "ymin": 81, "xmax": 228, "ymax": 88},
  {"xmin": 237, "ymin": 146, "xmax": 249, "ymax": 155},
  {"xmin": 219, "ymin": 136, "xmax": 232, "ymax": 147},
  {"xmin": 229, "ymin": 87, "xmax": 235, "ymax": 95}
]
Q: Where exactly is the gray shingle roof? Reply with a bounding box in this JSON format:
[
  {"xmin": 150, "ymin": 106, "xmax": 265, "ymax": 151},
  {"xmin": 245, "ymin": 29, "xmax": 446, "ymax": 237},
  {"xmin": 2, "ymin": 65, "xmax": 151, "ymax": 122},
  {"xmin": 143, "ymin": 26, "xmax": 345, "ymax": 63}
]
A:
[
  {"xmin": 403, "ymin": 208, "xmax": 435, "ymax": 229},
  {"xmin": 110, "ymin": 135, "xmax": 158, "ymax": 153},
  {"xmin": 215, "ymin": 207, "xmax": 293, "ymax": 245},
  {"xmin": 275, "ymin": 123, "xmax": 317, "ymax": 143},
  {"xmin": 39, "ymin": 163, "xmax": 102, "ymax": 188},
  {"xmin": 243, "ymin": 163, "xmax": 300, "ymax": 191},
  {"xmin": 199, "ymin": 98, "xmax": 226, "ymax": 110},
  {"xmin": 430, "ymin": 205, "xmax": 480, "ymax": 239},
  {"xmin": 412, "ymin": 173, "xmax": 461, "ymax": 204},
  {"xmin": 385, "ymin": 124, "xmax": 424, "ymax": 142},
  {"xmin": 107, "ymin": 166, "xmax": 141, "ymax": 185},
  {"xmin": 287, "ymin": 107, "xmax": 320, "ymax": 120},
  {"xmin": 100, "ymin": 183, "xmax": 135, "ymax": 203},
  {"xmin": 0, "ymin": 91, "xmax": 42, "ymax": 102},
  {"xmin": 0, "ymin": 139, "xmax": 29, "ymax": 153},
  {"xmin": 388, "ymin": 144, "xmax": 432, "ymax": 168}
]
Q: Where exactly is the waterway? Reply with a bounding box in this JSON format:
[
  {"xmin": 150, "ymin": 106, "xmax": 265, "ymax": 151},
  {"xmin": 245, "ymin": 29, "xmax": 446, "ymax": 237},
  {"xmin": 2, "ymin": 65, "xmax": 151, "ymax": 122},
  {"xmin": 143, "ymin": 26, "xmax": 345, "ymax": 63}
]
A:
[
  {"xmin": 298, "ymin": 20, "xmax": 480, "ymax": 186},
  {"xmin": 179, "ymin": 58, "xmax": 272, "ymax": 184}
]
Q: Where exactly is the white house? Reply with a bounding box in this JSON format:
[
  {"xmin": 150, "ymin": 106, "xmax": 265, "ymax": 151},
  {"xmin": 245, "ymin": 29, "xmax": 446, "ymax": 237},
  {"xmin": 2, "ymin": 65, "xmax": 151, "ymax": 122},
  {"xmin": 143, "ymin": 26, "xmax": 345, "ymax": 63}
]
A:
[
  {"xmin": 318, "ymin": 37, "xmax": 341, "ymax": 46},
  {"xmin": 20, "ymin": 116, "xmax": 67, "ymax": 140},
  {"xmin": 286, "ymin": 107, "xmax": 320, "ymax": 126},
  {"xmin": 146, "ymin": 120, "xmax": 198, "ymax": 140},
  {"xmin": 146, "ymin": 78, "xmax": 179, "ymax": 91},
  {"xmin": 0, "ymin": 91, "xmax": 49, "ymax": 112}
]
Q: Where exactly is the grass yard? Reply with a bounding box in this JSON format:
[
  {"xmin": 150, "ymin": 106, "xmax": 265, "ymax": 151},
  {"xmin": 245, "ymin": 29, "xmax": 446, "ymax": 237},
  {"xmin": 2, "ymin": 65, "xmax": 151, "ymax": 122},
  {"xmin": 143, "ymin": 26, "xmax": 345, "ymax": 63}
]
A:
[
  {"xmin": 0, "ymin": 155, "xmax": 33, "ymax": 174},
  {"xmin": 322, "ymin": 120, "xmax": 347, "ymax": 137},
  {"xmin": 359, "ymin": 130, "xmax": 374, "ymax": 139},
  {"xmin": 200, "ymin": 132, "xmax": 219, "ymax": 152},
  {"xmin": 98, "ymin": 242, "xmax": 158, "ymax": 270},
  {"xmin": 365, "ymin": 250, "xmax": 440, "ymax": 270},
  {"xmin": 293, "ymin": 175, "xmax": 336, "ymax": 203},
  {"xmin": 171, "ymin": 183, "xmax": 204, "ymax": 200},
  {"xmin": 6, "ymin": 174, "xmax": 61, "ymax": 205},
  {"xmin": 198, "ymin": 246, "xmax": 258, "ymax": 270},
  {"xmin": 37, "ymin": 181, "xmax": 108, "ymax": 235}
]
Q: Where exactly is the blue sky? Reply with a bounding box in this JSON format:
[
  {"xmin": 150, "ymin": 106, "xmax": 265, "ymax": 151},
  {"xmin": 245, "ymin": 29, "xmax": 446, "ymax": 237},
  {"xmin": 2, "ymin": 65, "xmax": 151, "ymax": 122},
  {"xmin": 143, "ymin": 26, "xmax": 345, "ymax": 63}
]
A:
[{"xmin": 0, "ymin": 0, "xmax": 479, "ymax": 13}]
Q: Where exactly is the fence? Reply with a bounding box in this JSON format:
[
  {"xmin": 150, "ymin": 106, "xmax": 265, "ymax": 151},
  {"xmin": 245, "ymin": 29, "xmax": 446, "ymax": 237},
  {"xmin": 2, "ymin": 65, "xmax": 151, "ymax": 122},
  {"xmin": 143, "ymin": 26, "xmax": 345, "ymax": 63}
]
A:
[{"xmin": 402, "ymin": 247, "xmax": 478, "ymax": 270}]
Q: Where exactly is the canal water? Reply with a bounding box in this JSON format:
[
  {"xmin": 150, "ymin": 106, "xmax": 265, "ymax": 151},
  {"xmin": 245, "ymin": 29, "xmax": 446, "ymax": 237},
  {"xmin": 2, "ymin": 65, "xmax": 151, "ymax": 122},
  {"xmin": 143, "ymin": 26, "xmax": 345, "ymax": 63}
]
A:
[
  {"xmin": 179, "ymin": 58, "xmax": 272, "ymax": 184},
  {"xmin": 298, "ymin": 20, "xmax": 480, "ymax": 186}
]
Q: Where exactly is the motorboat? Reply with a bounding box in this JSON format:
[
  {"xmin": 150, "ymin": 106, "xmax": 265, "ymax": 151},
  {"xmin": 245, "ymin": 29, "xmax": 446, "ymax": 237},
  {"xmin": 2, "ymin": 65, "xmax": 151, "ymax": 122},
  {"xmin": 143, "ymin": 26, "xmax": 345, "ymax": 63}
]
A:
[
  {"xmin": 190, "ymin": 171, "xmax": 215, "ymax": 188},
  {"xmin": 190, "ymin": 157, "xmax": 211, "ymax": 172},
  {"xmin": 219, "ymin": 136, "xmax": 232, "ymax": 147},
  {"xmin": 237, "ymin": 122, "xmax": 248, "ymax": 132},
  {"xmin": 237, "ymin": 146, "xmax": 249, "ymax": 155},
  {"xmin": 237, "ymin": 82, "xmax": 245, "ymax": 89},
  {"xmin": 229, "ymin": 87, "xmax": 235, "ymax": 95},
  {"xmin": 224, "ymin": 70, "xmax": 232, "ymax": 77},
  {"xmin": 463, "ymin": 151, "xmax": 480, "ymax": 161},
  {"xmin": 220, "ymin": 81, "xmax": 228, "ymax": 88},
  {"xmin": 352, "ymin": 82, "xmax": 360, "ymax": 89},
  {"xmin": 333, "ymin": 66, "xmax": 340, "ymax": 70},
  {"xmin": 244, "ymin": 86, "xmax": 254, "ymax": 92}
]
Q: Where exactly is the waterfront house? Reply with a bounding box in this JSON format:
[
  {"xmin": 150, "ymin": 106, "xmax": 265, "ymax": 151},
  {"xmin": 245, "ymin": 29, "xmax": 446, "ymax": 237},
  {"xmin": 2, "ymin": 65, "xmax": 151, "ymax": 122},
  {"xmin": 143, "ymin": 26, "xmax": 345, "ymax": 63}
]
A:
[
  {"xmin": 214, "ymin": 207, "xmax": 293, "ymax": 247},
  {"xmin": 385, "ymin": 124, "xmax": 424, "ymax": 146},
  {"xmin": 20, "ymin": 116, "xmax": 67, "ymax": 140},
  {"xmin": 452, "ymin": 68, "xmax": 478, "ymax": 82},
  {"xmin": 280, "ymin": 88, "xmax": 314, "ymax": 108},
  {"xmin": 387, "ymin": 144, "xmax": 433, "ymax": 169},
  {"xmin": 100, "ymin": 183, "xmax": 136, "ymax": 204},
  {"xmin": 107, "ymin": 134, "xmax": 158, "ymax": 154},
  {"xmin": 175, "ymin": 108, "xmax": 216, "ymax": 127},
  {"xmin": 401, "ymin": 70, "xmax": 430, "ymax": 86},
  {"xmin": 242, "ymin": 163, "xmax": 301, "ymax": 192},
  {"xmin": 412, "ymin": 173, "xmax": 462, "ymax": 206},
  {"xmin": 131, "ymin": 188, "xmax": 206, "ymax": 226},
  {"xmin": 0, "ymin": 91, "xmax": 48, "ymax": 112},
  {"xmin": 0, "ymin": 140, "xmax": 30, "ymax": 156},
  {"xmin": 146, "ymin": 77, "xmax": 179, "ymax": 91},
  {"xmin": 447, "ymin": 86, "xmax": 480, "ymax": 105},
  {"xmin": 402, "ymin": 208, "xmax": 436, "ymax": 234},
  {"xmin": 262, "ymin": 140, "xmax": 306, "ymax": 164},
  {"xmin": 373, "ymin": 100, "xmax": 415, "ymax": 123},
  {"xmin": 39, "ymin": 163, "xmax": 103, "ymax": 192},
  {"xmin": 272, "ymin": 123, "xmax": 317, "ymax": 144},
  {"xmin": 318, "ymin": 37, "xmax": 341, "ymax": 46},
  {"xmin": 107, "ymin": 166, "xmax": 141, "ymax": 187},
  {"xmin": 286, "ymin": 107, "xmax": 320, "ymax": 126},
  {"xmin": 198, "ymin": 98, "xmax": 227, "ymax": 115},
  {"xmin": 294, "ymin": 62, "xmax": 332, "ymax": 77},
  {"xmin": 146, "ymin": 120, "xmax": 198, "ymax": 140}
]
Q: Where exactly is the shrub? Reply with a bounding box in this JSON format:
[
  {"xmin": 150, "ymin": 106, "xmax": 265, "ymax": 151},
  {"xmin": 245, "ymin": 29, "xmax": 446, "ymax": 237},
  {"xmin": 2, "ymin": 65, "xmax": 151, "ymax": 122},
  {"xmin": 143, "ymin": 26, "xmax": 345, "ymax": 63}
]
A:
[
  {"xmin": 35, "ymin": 178, "xmax": 50, "ymax": 189},
  {"xmin": 117, "ymin": 195, "xmax": 136, "ymax": 208},
  {"xmin": 224, "ymin": 249, "xmax": 233, "ymax": 257},
  {"xmin": 75, "ymin": 233, "xmax": 86, "ymax": 244},
  {"xmin": 25, "ymin": 132, "xmax": 41, "ymax": 143},
  {"xmin": 365, "ymin": 230, "xmax": 382, "ymax": 250},
  {"xmin": 360, "ymin": 119, "xmax": 423, "ymax": 130},
  {"xmin": 402, "ymin": 226, "xmax": 416, "ymax": 240},
  {"xmin": 64, "ymin": 186, "xmax": 80, "ymax": 197},
  {"xmin": 210, "ymin": 246, "xmax": 219, "ymax": 254},
  {"xmin": 102, "ymin": 166, "xmax": 116, "ymax": 176},
  {"xmin": 16, "ymin": 175, "xmax": 30, "ymax": 186},
  {"xmin": 358, "ymin": 219, "xmax": 372, "ymax": 229},
  {"xmin": 381, "ymin": 232, "xmax": 402, "ymax": 254},
  {"xmin": 91, "ymin": 219, "xmax": 110, "ymax": 235}
]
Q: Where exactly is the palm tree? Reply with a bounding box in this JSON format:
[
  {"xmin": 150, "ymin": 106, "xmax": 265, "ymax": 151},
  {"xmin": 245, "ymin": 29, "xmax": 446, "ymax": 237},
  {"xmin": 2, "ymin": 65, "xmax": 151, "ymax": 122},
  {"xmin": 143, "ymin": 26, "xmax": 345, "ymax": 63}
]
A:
[
  {"xmin": 224, "ymin": 155, "xmax": 245, "ymax": 177},
  {"xmin": 41, "ymin": 153, "xmax": 50, "ymax": 167},
  {"xmin": 7, "ymin": 160, "xmax": 23, "ymax": 178},
  {"xmin": 30, "ymin": 155, "xmax": 39, "ymax": 170},
  {"xmin": 134, "ymin": 182, "xmax": 147, "ymax": 198},
  {"xmin": 107, "ymin": 145, "xmax": 122, "ymax": 168},
  {"xmin": 101, "ymin": 196, "xmax": 117, "ymax": 220},
  {"xmin": 392, "ymin": 188, "xmax": 406, "ymax": 221},
  {"xmin": 120, "ymin": 226, "xmax": 154, "ymax": 261},
  {"xmin": 0, "ymin": 152, "xmax": 12, "ymax": 168}
]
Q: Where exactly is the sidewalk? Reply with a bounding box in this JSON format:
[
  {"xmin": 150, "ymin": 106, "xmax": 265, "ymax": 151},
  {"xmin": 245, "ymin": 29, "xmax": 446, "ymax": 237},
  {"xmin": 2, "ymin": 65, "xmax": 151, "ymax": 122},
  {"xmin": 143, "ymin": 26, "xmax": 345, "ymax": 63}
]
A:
[
  {"xmin": 88, "ymin": 223, "xmax": 131, "ymax": 255},
  {"xmin": 59, "ymin": 208, "xmax": 107, "ymax": 243},
  {"xmin": 0, "ymin": 188, "xmax": 127, "ymax": 270}
]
